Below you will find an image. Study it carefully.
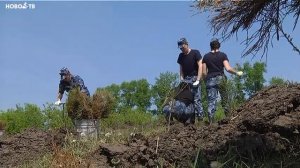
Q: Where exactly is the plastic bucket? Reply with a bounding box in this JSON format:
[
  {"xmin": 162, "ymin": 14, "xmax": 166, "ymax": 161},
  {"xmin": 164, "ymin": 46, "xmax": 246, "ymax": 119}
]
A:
[{"xmin": 74, "ymin": 119, "xmax": 99, "ymax": 138}]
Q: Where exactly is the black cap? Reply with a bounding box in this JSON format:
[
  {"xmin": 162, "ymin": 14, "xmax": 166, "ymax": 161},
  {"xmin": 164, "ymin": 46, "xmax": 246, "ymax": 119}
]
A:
[{"xmin": 177, "ymin": 38, "xmax": 188, "ymax": 46}]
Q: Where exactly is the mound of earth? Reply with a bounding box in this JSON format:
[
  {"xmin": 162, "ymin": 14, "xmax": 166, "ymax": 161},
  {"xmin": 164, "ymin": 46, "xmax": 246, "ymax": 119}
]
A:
[
  {"xmin": 0, "ymin": 128, "xmax": 67, "ymax": 167},
  {"xmin": 87, "ymin": 84, "xmax": 300, "ymax": 167}
]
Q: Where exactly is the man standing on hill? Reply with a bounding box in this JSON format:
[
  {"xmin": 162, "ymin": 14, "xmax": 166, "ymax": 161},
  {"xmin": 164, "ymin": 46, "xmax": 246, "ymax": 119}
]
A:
[
  {"xmin": 55, "ymin": 67, "xmax": 90, "ymax": 105},
  {"xmin": 202, "ymin": 38, "xmax": 243, "ymax": 123},
  {"xmin": 177, "ymin": 38, "xmax": 204, "ymax": 121}
]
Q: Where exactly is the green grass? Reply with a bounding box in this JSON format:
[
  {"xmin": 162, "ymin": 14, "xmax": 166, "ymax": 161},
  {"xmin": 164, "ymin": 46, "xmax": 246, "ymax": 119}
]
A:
[
  {"xmin": 101, "ymin": 108, "xmax": 161, "ymax": 129},
  {"xmin": 100, "ymin": 108, "xmax": 165, "ymax": 143}
]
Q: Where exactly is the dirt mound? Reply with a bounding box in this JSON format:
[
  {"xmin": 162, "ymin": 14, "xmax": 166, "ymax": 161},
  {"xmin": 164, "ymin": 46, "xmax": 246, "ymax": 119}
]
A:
[
  {"xmin": 88, "ymin": 84, "xmax": 300, "ymax": 167},
  {"xmin": 0, "ymin": 128, "xmax": 67, "ymax": 167}
]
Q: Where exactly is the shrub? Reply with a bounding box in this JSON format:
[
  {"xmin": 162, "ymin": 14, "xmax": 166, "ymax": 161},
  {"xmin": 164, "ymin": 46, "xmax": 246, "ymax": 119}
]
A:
[
  {"xmin": 66, "ymin": 88, "xmax": 93, "ymax": 119},
  {"xmin": 66, "ymin": 88, "xmax": 116, "ymax": 120},
  {"xmin": 91, "ymin": 89, "xmax": 115, "ymax": 118},
  {"xmin": 0, "ymin": 104, "xmax": 45, "ymax": 134}
]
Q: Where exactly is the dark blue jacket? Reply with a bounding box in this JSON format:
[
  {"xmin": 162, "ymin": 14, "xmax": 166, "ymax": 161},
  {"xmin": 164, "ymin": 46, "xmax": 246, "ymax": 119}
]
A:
[{"xmin": 59, "ymin": 75, "xmax": 90, "ymax": 96}]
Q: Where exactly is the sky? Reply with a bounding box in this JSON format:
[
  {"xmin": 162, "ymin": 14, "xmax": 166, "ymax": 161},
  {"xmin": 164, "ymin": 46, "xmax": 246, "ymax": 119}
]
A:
[{"xmin": 1, "ymin": 1, "xmax": 300, "ymax": 110}]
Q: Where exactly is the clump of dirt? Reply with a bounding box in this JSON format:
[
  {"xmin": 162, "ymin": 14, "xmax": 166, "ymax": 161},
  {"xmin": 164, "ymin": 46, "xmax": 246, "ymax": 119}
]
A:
[
  {"xmin": 0, "ymin": 128, "xmax": 67, "ymax": 167},
  {"xmin": 87, "ymin": 84, "xmax": 300, "ymax": 167}
]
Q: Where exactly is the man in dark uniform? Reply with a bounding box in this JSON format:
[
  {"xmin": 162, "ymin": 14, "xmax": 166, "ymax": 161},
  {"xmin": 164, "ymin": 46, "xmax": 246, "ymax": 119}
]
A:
[
  {"xmin": 202, "ymin": 38, "xmax": 243, "ymax": 123},
  {"xmin": 55, "ymin": 67, "xmax": 90, "ymax": 105},
  {"xmin": 177, "ymin": 38, "xmax": 204, "ymax": 120}
]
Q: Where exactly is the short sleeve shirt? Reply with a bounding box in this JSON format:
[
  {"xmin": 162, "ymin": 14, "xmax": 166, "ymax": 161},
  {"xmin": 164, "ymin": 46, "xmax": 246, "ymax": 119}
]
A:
[
  {"xmin": 177, "ymin": 49, "xmax": 202, "ymax": 77},
  {"xmin": 202, "ymin": 51, "xmax": 229, "ymax": 79}
]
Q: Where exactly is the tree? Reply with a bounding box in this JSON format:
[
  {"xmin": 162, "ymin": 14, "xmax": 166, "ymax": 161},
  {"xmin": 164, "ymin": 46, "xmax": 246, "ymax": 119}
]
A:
[
  {"xmin": 196, "ymin": 0, "xmax": 300, "ymax": 57},
  {"xmin": 120, "ymin": 79, "xmax": 152, "ymax": 111},
  {"xmin": 227, "ymin": 64, "xmax": 246, "ymax": 108},
  {"xmin": 97, "ymin": 84, "xmax": 120, "ymax": 112},
  {"xmin": 241, "ymin": 62, "xmax": 266, "ymax": 96},
  {"xmin": 152, "ymin": 72, "xmax": 179, "ymax": 112},
  {"xmin": 99, "ymin": 79, "xmax": 152, "ymax": 112}
]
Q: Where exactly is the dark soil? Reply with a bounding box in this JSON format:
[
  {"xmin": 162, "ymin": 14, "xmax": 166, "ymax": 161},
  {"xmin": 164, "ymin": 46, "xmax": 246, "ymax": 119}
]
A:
[
  {"xmin": 0, "ymin": 128, "xmax": 67, "ymax": 167},
  {"xmin": 87, "ymin": 84, "xmax": 300, "ymax": 167},
  {"xmin": 1, "ymin": 84, "xmax": 300, "ymax": 168}
]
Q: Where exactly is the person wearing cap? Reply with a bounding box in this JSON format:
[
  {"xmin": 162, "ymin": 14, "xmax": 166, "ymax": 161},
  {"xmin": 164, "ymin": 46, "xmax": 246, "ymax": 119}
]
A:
[
  {"xmin": 202, "ymin": 38, "xmax": 243, "ymax": 123},
  {"xmin": 177, "ymin": 37, "xmax": 204, "ymax": 121},
  {"xmin": 54, "ymin": 67, "xmax": 90, "ymax": 105}
]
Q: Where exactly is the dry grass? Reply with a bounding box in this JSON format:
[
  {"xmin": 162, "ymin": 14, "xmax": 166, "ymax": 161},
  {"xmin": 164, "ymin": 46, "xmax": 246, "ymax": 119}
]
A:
[{"xmin": 50, "ymin": 146, "xmax": 88, "ymax": 168}]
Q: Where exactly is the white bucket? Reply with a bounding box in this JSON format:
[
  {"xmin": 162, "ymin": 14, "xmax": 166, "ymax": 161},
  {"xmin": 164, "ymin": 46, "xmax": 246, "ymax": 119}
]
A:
[{"xmin": 74, "ymin": 119, "xmax": 99, "ymax": 138}]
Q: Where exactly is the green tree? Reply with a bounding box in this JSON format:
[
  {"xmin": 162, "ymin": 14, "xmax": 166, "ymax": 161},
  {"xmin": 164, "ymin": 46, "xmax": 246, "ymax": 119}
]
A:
[
  {"xmin": 242, "ymin": 62, "xmax": 267, "ymax": 97},
  {"xmin": 120, "ymin": 79, "xmax": 152, "ymax": 111},
  {"xmin": 152, "ymin": 71, "xmax": 179, "ymax": 112},
  {"xmin": 227, "ymin": 68, "xmax": 246, "ymax": 109},
  {"xmin": 196, "ymin": 0, "xmax": 300, "ymax": 57}
]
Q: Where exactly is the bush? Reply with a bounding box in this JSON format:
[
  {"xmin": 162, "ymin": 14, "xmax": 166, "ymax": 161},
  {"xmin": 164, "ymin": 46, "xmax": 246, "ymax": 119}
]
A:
[
  {"xmin": 66, "ymin": 88, "xmax": 93, "ymax": 119},
  {"xmin": 92, "ymin": 89, "xmax": 115, "ymax": 118},
  {"xmin": 0, "ymin": 104, "xmax": 45, "ymax": 134},
  {"xmin": 66, "ymin": 88, "xmax": 116, "ymax": 120}
]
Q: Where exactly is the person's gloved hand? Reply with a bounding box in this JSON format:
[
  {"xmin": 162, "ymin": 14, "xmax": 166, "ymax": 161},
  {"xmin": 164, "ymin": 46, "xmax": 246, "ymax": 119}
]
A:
[
  {"xmin": 55, "ymin": 100, "xmax": 61, "ymax": 105},
  {"xmin": 236, "ymin": 71, "xmax": 243, "ymax": 76},
  {"xmin": 193, "ymin": 80, "xmax": 200, "ymax": 86}
]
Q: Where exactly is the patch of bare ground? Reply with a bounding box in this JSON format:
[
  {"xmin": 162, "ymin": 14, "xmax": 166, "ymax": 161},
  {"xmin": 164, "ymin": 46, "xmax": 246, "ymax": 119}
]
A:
[{"xmin": 87, "ymin": 84, "xmax": 300, "ymax": 167}]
